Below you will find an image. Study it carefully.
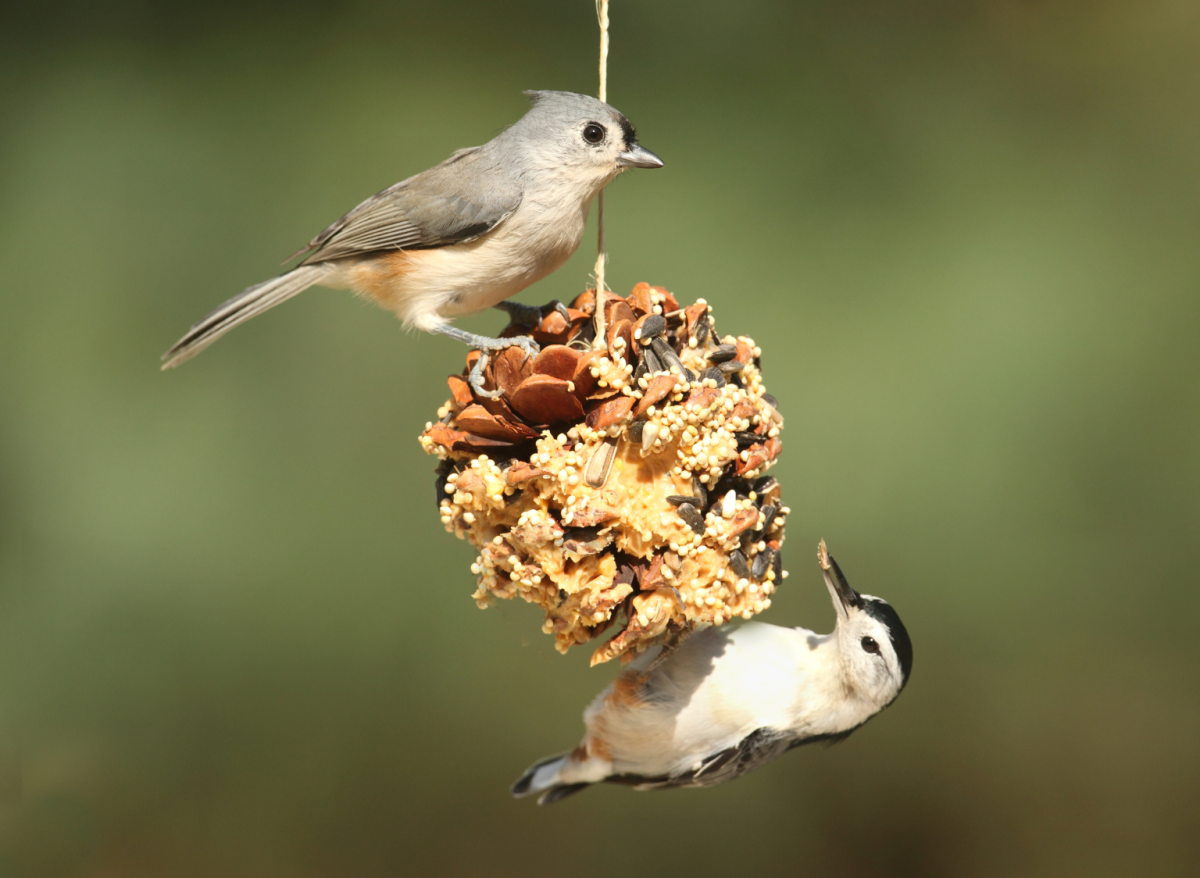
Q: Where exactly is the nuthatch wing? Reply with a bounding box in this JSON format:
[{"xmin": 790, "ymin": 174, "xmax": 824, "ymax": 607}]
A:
[
  {"xmin": 161, "ymin": 91, "xmax": 662, "ymax": 394},
  {"xmin": 513, "ymin": 541, "xmax": 912, "ymax": 804}
]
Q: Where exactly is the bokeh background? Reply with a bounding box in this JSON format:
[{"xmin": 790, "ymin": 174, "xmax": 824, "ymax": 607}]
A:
[{"xmin": 4, "ymin": 1, "xmax": 1200, "ymax": 875}]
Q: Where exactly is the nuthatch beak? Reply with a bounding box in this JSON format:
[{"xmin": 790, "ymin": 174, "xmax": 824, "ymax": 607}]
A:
[{"xmin": 819, "ymin": 539, "xmax": 862, "ymax": 620}]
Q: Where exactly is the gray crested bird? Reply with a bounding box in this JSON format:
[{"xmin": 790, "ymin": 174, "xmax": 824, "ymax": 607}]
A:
[
  {"xmin": 512, "ymin": 541, "xmax": 913, "ymax": 804},
  {"xmin": 161, "ymin": 91, "xmax": 663, "ymax": 394}
]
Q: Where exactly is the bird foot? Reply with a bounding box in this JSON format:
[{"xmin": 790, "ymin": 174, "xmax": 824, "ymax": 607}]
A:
[
  {"xmin": 494, "ymin": 299, "xmax": 571, "ymax": 329},
  {"xmin": 432, "ymin": 325, "xmax": 540, "ymax": 398}
]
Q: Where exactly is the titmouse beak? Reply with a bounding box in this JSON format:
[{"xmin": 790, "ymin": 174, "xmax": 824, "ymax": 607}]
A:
[
  {"xmin": 818, "ymin": 540, "xmax": 861, "ymax": 621},
  {"xmin": 617, "ymin": 144, "xmax": 664, "ymax": 169}
]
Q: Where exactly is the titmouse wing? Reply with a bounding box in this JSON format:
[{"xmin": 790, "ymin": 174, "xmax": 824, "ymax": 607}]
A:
[{"xmin": 291, "ymin": 146, "xmax": 523, "ymax": 265}]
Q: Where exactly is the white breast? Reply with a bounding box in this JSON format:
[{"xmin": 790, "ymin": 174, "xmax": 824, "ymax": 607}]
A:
[{"xmin": 586, "ymin": 624, "xmax": 821, "ymax": 779}]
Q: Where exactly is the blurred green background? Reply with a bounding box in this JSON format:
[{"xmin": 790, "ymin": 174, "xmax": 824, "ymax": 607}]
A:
[{"xmin": 4, "ymin": 1, "xmax": 1199, "ymax": 875}]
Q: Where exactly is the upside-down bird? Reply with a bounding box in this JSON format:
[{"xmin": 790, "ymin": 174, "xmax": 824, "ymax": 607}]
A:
[{"xmin": 513, "ymin": 541, "xmax": 912, "ymax": 804}]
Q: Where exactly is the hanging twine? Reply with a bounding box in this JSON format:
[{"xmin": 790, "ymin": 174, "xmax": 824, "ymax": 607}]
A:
[{"xmin": 592, "ymin": 0, "xmax": 611, "ymax": 348}]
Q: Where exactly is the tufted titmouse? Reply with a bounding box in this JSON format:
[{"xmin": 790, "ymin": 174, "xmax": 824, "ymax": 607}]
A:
[
  {"xmin": 161, "ymin": 91, "xmax": 662, "ymax": 392},
  {"xmin": 512, "ymin": 542, "xmax": 913, "ymax": 804}
]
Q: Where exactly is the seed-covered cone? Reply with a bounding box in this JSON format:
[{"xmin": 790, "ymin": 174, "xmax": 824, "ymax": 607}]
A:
[{"xmin": 420, "ymin": 284, "xmax": 789, "ymax": 664}]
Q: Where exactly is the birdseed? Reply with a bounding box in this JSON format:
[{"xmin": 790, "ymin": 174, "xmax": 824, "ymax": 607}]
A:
[{"xmin": 419, "ymin": 283, "xmax": 789, "ymax": 665}]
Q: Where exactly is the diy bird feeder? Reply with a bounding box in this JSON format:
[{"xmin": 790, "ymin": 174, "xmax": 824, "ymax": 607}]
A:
[{"xmin": 420, "ymin": 284, "xmax": 789, "ymax": 665}]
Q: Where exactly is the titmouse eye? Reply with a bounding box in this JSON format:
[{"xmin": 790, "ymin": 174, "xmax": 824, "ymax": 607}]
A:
[
  {"xmin": 582, "ymin": 123, "xmax": 607, "ymax": 145},
  {"xmin": 861, "ymin": 636, "xmax": 880, "ymax": 655}
]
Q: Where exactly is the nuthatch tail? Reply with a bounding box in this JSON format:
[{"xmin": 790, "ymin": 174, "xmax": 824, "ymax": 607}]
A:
[
  {"xmin": 162, "ymin": 91, "xmax": 662, "ymax": 395},
  {"xmin": 513, "ymin": 541, "xmax": 913, "ymax": 804}
]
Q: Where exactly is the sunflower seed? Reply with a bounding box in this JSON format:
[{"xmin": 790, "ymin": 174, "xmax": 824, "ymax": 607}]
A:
[
  {"xmin": 730, "ymin": 549, "xmax": 751, "ymax": 580},
  {"xmin": 708, "ymin": 344, "xmax": 739, "ymax": 363},
  {"xmin": 666, "ymin": 495, "xmax": 695, "ymax": 507},
  {"xmin": 632, "ymin": 358, "xmax": 649, "ymax": 385},
  {"xmin": 772, "ymin": 551, "xmax": 783, "ymax": 583},
  {"xmin": 628, "ymin": 419, "xmax": 645, "ymax": 444},
  {"xmin": 761, "ymin": 393, "xmax": 779, "ymax": 410},
  {"xmin": 640, "ymin": 346, "xmax": 663, "ymax": 375},
  {"xmin": 584, "ymin": 437, "xmax": 619, "ymax": 488},
  {"xmin": 651, "ymin": 337, "xmax": 688, "ymax": 376},
  {"xmin": 636, "ymin": 314, "xmax": 667, "ymax": 340},
  {"xmin": 693, "ymin": 316, "xmax": 710, "ymax": 346},
  {"xmin": 753, "ymin": 476, "xmax": 781, "ymax": 507},
  {"xmin": 717, "ymin": 360, "xmax": 744, "ymax": 375},
  {"xmin": 734, "ymin": 431, "xmax": 760, "ymax": 447},
  {"xmin": 752, "ymin": 548, "xmax": 774, "ymax": 581},
  {"xmin": 434, "ymin": 461, "xmax": 456, "ymax": 511},
  {"xmin": 700, "ymin": 367, "xmax": 726, "ymax": 388},
  {"xmin": 677, "ymin": 503, "xmax": 706, "ymax": 535},
  {"xmin": 691, "ymin": 476, "xmax": 708, "ymax": 509},
  {"xmin": 759, "ymin": 504, "xmax": 778, "ymax": 533}
]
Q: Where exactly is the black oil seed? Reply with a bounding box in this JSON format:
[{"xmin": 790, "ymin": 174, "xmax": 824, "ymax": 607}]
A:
[
  {"xmin": 628, "ymin": 420, "xmax": 645, "ymax": 443},
  {"xmin": 734, "ymin": 431, "xmax": 760, "ymax": 447},
  {"xmin": 761, "ymin": 393, "xmax": 779, "ymax": 410},
  {"xmin": 730, "ymin": 549, "xmax": 751, "ymax": 580},
  {"xmin": 772, "ymin": 551, "xmax": 783, "ymax": 583},
  {"xmin": 759, "ymin": 504, "xmax": 777, "ymax": 533},
  {"xmin": 753, "ymin": 476, "xmax": 780, "ymax": 504},
  {"xmin": 692, "ymin": 476, "xmax": 708, "ymax": 510},
  {"xmin": 700, "ymin": 367, "xmax": 726, "ymax": 387},
  {"xmin": 694, "ymin": 317, "xmax": 710, "ymax": 346},
  {"xmin": 651, "ymin": 337, "xmax": 687, "ymax": 375},
  {"xmin": 640, "ymin": 347, "xmax": 663, "ymax": 374},
  {"xmin": 637, "ymin": 314, "xmax": 667, "ymax": 340},
  {"xmin": 717, "ymin": 360, "xmax": 744, "ymax": 375},
  {"xmin": 666, "ymin": 495, "xmax": 694, "ymax": 507},
  {"xmin": 752, "ymin": 549, "xmax": 774, "ymax": 581},
  {"xmin": 708, "ymin": 344, "xmax": 739, "ymax": 363},
  {"xmin": 435, "ymin": 474, "xmax": 453, "ymax": 510},
  {"xmin": 677, "ymin": 503, "xmax": 706, "ymax": 535}
]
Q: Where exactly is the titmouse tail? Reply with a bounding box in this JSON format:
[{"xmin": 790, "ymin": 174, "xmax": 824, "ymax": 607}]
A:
[
  {"xmin": 161, "ymin": 264, "xmax": 336, "ymax": 369},
  {"xmin": 511, "ymin": 754, "xmax": 592, "ymax": 805}
]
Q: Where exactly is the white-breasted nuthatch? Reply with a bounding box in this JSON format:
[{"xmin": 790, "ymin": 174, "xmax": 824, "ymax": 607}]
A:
[
  {"xmin": 512, "ymin": 541, "xmax": 913, "ymax": 804},
  {"xmin": 161, "ymin": 91, "xmax": 662, "ymax": 394}
]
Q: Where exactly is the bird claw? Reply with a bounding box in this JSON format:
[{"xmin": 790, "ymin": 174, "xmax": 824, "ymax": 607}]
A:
[
  {"xmin": 467, "ymin": 336, "xmax": 540, "ymax": 398},
  {"xmin": 506, "ymin": 335, "xmax": 541, "ymax": 359},
  {"xmin": 430, "ymin": 323, "xmax": 539, "ymax": 397},
  {"xmin": 469, "ymin": 352, "xmax": 502, "ymax": 398}
]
